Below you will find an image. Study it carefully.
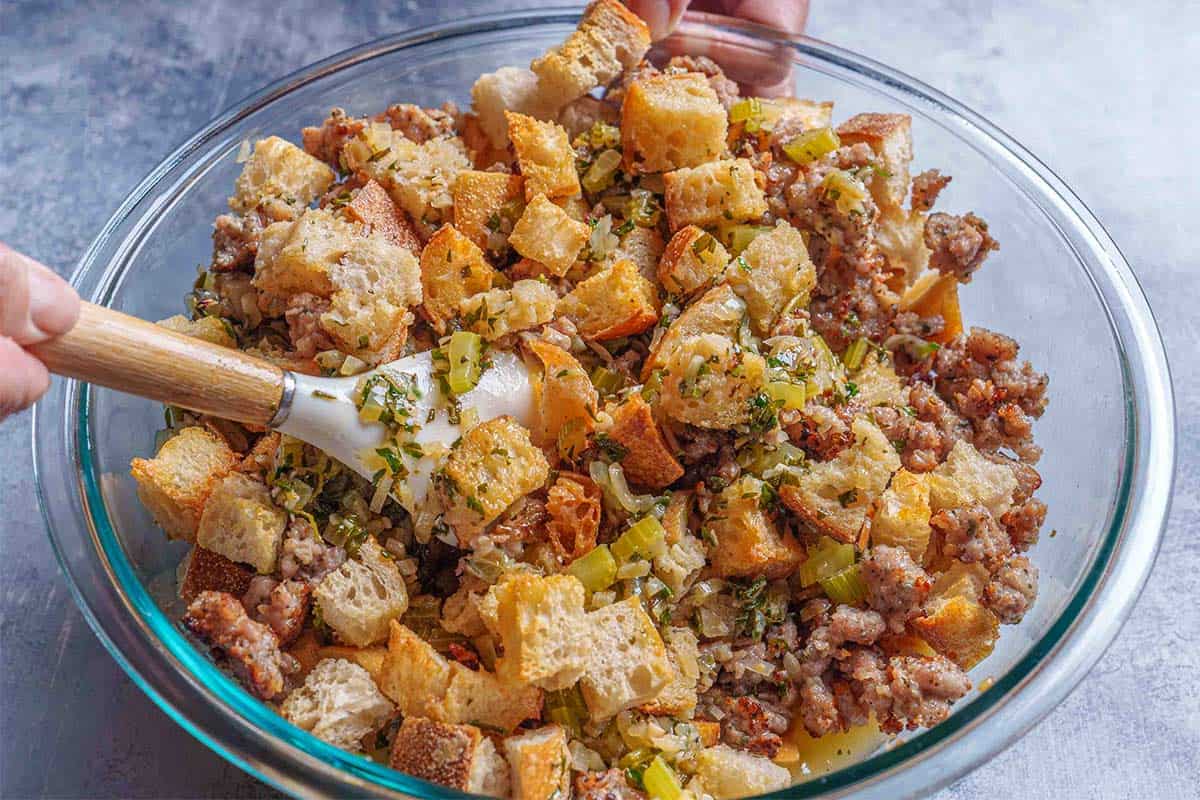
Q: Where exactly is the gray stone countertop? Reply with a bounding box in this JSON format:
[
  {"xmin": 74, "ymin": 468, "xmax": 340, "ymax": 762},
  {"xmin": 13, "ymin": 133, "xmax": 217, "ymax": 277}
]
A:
[{"xmin": 1, "ymin": 1, "xmax": 1195, "ymax": 797}]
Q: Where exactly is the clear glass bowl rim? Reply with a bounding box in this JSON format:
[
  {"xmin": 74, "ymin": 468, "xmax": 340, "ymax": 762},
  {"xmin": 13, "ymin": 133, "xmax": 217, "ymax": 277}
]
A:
[{"xmin": 31, "ymin": 8, "xmax": 1176, "ymax": 799}]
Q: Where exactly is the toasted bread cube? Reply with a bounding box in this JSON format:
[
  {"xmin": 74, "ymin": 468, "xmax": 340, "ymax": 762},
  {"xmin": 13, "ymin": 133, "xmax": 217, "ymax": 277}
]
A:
[
  {"xmin": 877, "ymin": 206, "xmax": 931, "ymax": 286},
  {"xmin": 461, "ymin": 111, "xmax": 514, "ymax": 169},
  {"xmin": 692, "ymin": 745, "xmax": 792, "ymax": 799},
  {"xmin": 177, "ymin": 546, "xmax": 255, "ymax": 603},
  {"xmin": 391, "ymin": 717, "xmax": 510, "ymax": 796},
  {"xmin": 471, "ymin": 67, "xmax": 560, "ymax": 149},
  {"xmin": 528, "ymin": 339, "xmax": 598, "ymax": 456},
  {"xmin": 419, "ymin": 224, "xmax": 496, "ymax": 334},
  {"xmin": 530, "ymin": 0, "xmax": 651, "ymax": 108},
  {"xmin": 439, "ymin": 417, "xmax": 551, "ymax": 544},
  {"xmin": 280, "ymin": 658, "xmax": 394, "ymax": 752},
  {"xmin": 323, "ymin": 234, "xmax": 423, "ymax": 360},
  {"xmin": 658, "ymin": 226, "xmax": 730, "ymax": 298},
  {"xmin": 486, "ymin": 573, "xmax": 590, "ymax": 690},
  {"xmin": 653, "ymin": 493, "xmax": 707, "ymax": 593},
  {"xmin": 726, "ymin": 220, "xmax": 816, "ymax": 336},
  {"xmin": 851, "ymin": 353, "xmax": 907, "ymax": 409},
  {"xmin": 642, "ymin": 283, "xmax": 747, "ymax": 380},
  {"xmin": 658, "ymin": 333, "xmax": 767, "ymax": 429},
  {"xmin": 928, "ymin": 440, "xmax": 1018, "ymax": 518},
  {"xmin": 614, "ymin": 224, "xmax": 665, "ymax": 281},
  {"xmin": 780, "ymin": 417, "xmax": 901, "ymax": 543},
  {"xmin": 460, "ymin": 279, "xmax": 559, "ymax": 341},
  {"xmin": 504, "ymin": 725, "xmax": 572, "ymax": 800},
  {"xmin": 342, "ymin": 178, "xmax": 422, "ymax": 254},
  {"xmin": 314, "ymin": 538, "xmax": 409, "ymax": 646},
  {"xmin": 695, "ymin": 720, "xmax": 722, "ymax": 748},
  {"xmin": 913, "ymin": 594, "xmax": 999, "ymax": 669},
  {"xmin": 506, "ymin": 112, "xmax": 580, "ymax": 201},
  {"xmin": 580, "ymin": 597, "xmax": 673, "ymax": 721},
  {"xmin": 663, "ymin": 158, "xmax": 767, "ymax": 232},
  {"xmin": 442, "ymin": 659, "xmax": 545, "ymax": 734},
  {"xmin": 639, "ymin": 626, "xmax": 700, "ymax": 717},
  {"xmin": 871, "ymin": 469, "xmax": 932, "ymax": 562},
  {"xmin": 774, "ymin": 97, "xmax": 834, "ymax": 132},
  {"xmin": 131, "ymin": 427, "xmax": 239, "ymax": 542},
  {"xmin": 156, "ymin": 315, "xmax": 236, "ymax": 348},
  {"xmin": 508, "ymin": 194, "xmax": 590, "ymax": 276},
  {"xmin": 253, "ymin": 208, "xmax": 353, "ymax": 296},
  {"xmin": 899, "ymin": 270, "xmax": 962, "ymax": 343},
  {"xmin": 557, "ymin": 258, "xmax": 660, "ymax": 341},
  {"xmin": 316, "ymin": 645, "xmax": 388, "ymax": 684},
  {"xmin": 705, "ymin": 476, "xmax": 804, "ymax": 579},
  {"xmin": 836, "ymin": 113, "xmax": 913, "ymax": 211},
  {"xmin": 287, "ymin": 629, "xmax": 325, "ymax": 680},
  {"xmin": 452, "ymin": 170, "xmax": 526, "ymax": 251},
  {"xmin": 229, "ymin": 135, "xmax": 335, "ymax": 215},
  {"xmin": 604, "ymin": 393, "xmax": 684, "ymax": 489},
  {"xmin": 195, "ymin": 473, "xmax": 286, "ymax": 573},
  {"xmin": 622, "ymin": 73, "xmax": 727, "ymax": 173}
]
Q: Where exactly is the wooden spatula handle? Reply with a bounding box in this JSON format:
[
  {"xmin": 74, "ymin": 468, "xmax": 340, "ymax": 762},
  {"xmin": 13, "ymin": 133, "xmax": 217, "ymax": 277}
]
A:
[{"xmin": 29, "ymin": 301, "xmax": 287, "ymax": 427}]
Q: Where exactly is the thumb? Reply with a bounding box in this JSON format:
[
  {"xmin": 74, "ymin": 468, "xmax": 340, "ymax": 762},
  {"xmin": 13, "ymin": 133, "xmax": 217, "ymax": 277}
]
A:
[
  {"xmin": 0, "ymin": 243, "xmax": 80, "ymax": 346},
  {"xmin": 623, "ymin": 0, "xmax": 691, "ymax": 41}
]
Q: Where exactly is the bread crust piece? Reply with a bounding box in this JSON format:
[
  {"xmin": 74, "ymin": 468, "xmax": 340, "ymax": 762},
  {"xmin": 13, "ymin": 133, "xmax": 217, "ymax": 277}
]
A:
[
  {"xmin": 313, "ymin": 537, "xmax": 409, "ymax": 646},
  {"xmin": 230, "ymin": 135, "xmax": 335, "ymax": 215},
  {"xmin": 341, "ymin": 178, "xmax": 422, "ymax": 255},
  {"xmin": 196, "ymin": 472, "xmax": 288, "ymax": 574},
  {"xmin": 692, "ymin": 745, "xmax": 792, "ymax": 799},
  {"xmin": 621, "ymin": 72, "xmax": 728, "ymax": 174},
  {"xmin": 557, "ymin": 258, "xmax": 660, "ymax": 341},
  {"xmin": 835, "ymin": 112, "xmax": 913, "ymax": 212},
  {"xmin": 484, "ymin": 572, "xmax": 590, "ymax": 690},
  {"xmin": 705, "ymin": 476, "xmax": 804, "ymax": 579},
  {"xmin": 603, "ymin": 393, "xmax": 684, "ymax": 490},
  {"xmin": 642, "ymin": 282, "xmax": 746, "ymax": 381},
  {"xmin": 418, "ymin": 223, "xmax": 496, "ymax": 334},
  {"xmin": 658, "ymin": 333, "xmax": 768, "ymax": 429},
  {"xmin": 725, "ymin": 219, "xmax": 816, "ymax": 336},
  {"xmin": 506, "ymin": 112, "xmax": 581, "ymax": 201},
  {"xmin": 870, "ymin": 468, "xmax": 933, "ymax": 562},
  {"xmin": 638, "ymin": 625, "xmax": 700, "ymax": 717},
  {"xmin": 530, "ymin": 0, "xmax": 651, "ymax": 109},
  {"xmin": 178, "ymin": 546, "xmax": 255, "ymax": 604},
  {"xmin": 390, "ymin": 717, "xmax": 510, "ymax": 795},
  {"xmin": 280, "ymin": 658, "xmax": 394, "ymax": 752},
  {"xmin": 658, "ymin": 225, "xmax": 730, "ymax": 298},
  {"xmin": 662, "ymin": 158, "xmax": 768, "ymax": 232},
  {"xmin": 508, "ymin": 193, "xmax": 590, "ymax": 276},
  {"xmin": 579, "ymin": 596, "xmax": 674, "ymax": 721},
  {"xmin": 452, "ymin": 170, "xmax": 526, "ymax": 251},
  {"xmin": 927, "ymin": 439, "xmax": 1018, "ymax": 518},
  {"xmin": 503, "ymin": 724, "xmax": 572, "ymax": 800},
  {"xmin": 131, "ymin": 426, "xmax": 239, "ymax": 542},
  {"xmin": 527, "ymin": 339, "xmax": 598, "ymax": 456}
]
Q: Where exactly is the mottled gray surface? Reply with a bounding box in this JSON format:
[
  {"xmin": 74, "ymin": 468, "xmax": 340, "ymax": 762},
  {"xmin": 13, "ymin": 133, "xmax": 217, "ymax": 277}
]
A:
[{"xmin": 0, "ymin": 0, "xmax": 1195, "ymax": 797}]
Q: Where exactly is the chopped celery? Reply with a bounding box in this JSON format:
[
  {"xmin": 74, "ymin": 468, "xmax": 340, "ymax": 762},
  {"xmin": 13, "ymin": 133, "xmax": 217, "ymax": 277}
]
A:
[
  {"xmin": 583, "ymin": 148, "xmax": 622, "ymax": 193},
  {"xmin": 590, "ymin": 365, "xmax": 625, "ymax": 395},
  {"xmin": 339, "ymin": 354, "xmax": 368, "ymax": 375},
  {"xmin": 798, "ymin": 536, "xmax": 856, "ymax": 587},
  {"xmin": 569, "ymin": 544, "xmax": 618, "ymax": 592},
  {"xmin": 446, "ymin": 331, "xmax": 483, "ymax": 395},
  {"xmin": 729, "ymin": 97, "xmax": 780, "ymax": 134},
  {"xmin": 611, "ymin": 516, "xmax": 666, "ymax": 563},
  {"xmin": 843, "ymin": 336, "xmax": 870, "ymax": 370},
  {"xmin": 737, "ymin": 441, "xmax": 805, "ymax": 475},
  {"xmin": 820, "ymin": 563, "xmax": 869, "ymax": 604},
  {"xmin": 575, "ymin": 121, "xmax": 621, "ymax": 151},
  {"xmin": 729, "ymin": 97, "xmax": 762, "ymax": 123},
  {"xmin": 723, "ymin": 223, "xmax": 773, "ymax": 256},
  {"xmin": 626, "ymin": 190, "xmax": 662, "ymax": 228},
  {"xmin": 618, "ymin": 748, "xmax": 657, "ymax": 789},
  {"xmin": 642, "ymin": 756, "xmax": 683, "ymax": 800},
  {"xmin": 765, "ymin": 380, "xmax": 807, "ymax": 410},
  {"xmin": 821, "ymin": 169, "xmax": 870, "ymax": 215},
  {"xmin": 783, "ymin": 126, "xmax": 841, "ymax": 164},
  {"xmin": 544, "ymin": 685, "xmax": 588, "ymax": 738}
]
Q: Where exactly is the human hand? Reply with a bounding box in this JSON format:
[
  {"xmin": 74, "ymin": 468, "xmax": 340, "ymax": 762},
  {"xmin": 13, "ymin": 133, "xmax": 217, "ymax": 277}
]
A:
[
  {"xmin": 0, "ymin": 243, "xmax": 81, "ymax": 420},
  {"xmin": 624, "ymin": 0, "xmax": 809, "ymax": 41}
]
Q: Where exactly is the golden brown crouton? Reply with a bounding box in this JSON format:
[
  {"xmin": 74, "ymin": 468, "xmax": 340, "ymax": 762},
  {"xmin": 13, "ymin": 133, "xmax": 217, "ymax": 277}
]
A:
[
  {"xmin": 530, "ymin": 0, "xmax": 651, "ymax": 108},
  {"xmin": 658, "ymin": 226, "xmax": 730, "ymax": 298},
  {"xmin": 614, "ymin": 224, "xmax": 666, "ymax": 281},
  {"xmin": 131, "ymin": 426, "xmax": 239, "ymax": 542},
  {"xmin": 557, "ymin": 258, "xmax": 660, "ymax": 340},
  {"xmin": 470, "ymin": 67, "xmax": 560, "ymax": 149},
  {"xmin": 229, "ymin": 135, "xmax": 335, "ymax": 215},
  {"xmin": 913, "ymin": 594, "xmax": 999, "ymax": 669},
  {"xmin": 527, "ymin": 339, "xmax": 598, "ymax": 457},
  {"xmin": 280, "ymin": 658, "xmax": 394, "ymax": 752},
  {"xmin": 928, "ymin": 440, "xmax": 1018, "ymax": 518},
  {"xmin": 603, "ymin": 393, "xmax": 684, "ymax": 490},
  {"xmin": 503, "ymin": 724, "xmax": 572, "ymax": 800},
  {"xmin": 177, "ymin": 546, "xmax": 255, "ymax": 603},
  {"xmin": 871, "ymin": 469, "xmax": 933, "ymax": 562},
  {"xmin": 460, "ymin": 279, "xmax": 559, "ymax": 341},
  {"xmin": 580, "ymin": 597, "xmax": 674, "ymax": 721},
  {"xmin": 418, "ymin": 223, "xmax": 496, "ymax": 334},
  {"xmin": 705, "ymin": 476, "xmax": 804, "ymax": 579},
  {"xmin": 485, "ymin": 573, "xmax": 590, "ymax": 691},
  {"xmin": 390, "ymin": 717, "xmax": 511, "ymax": 796},
  {"xmin": 314, "ymin": 538, "xmax": 409, "ymax": 646},
  {"xmin": 508, "ymin": 193, "xmax": 591, "ymax": 276},
  {"xmin": 658, "ymin": 334, "xmax": 768, "ymax": 429},
  {"xmin": 725, "ymin": 219, "xmax": 816, "ymax": 336},
  {"xmin": 836, "ymin": 113, "xmax": 913, "ymax": 211},
  {"xmin": 621, "ymin": 72, "xmax": 728, "ymax": 174},
  {"xmin": 639, "ymin": 626, "xmax": 700, "ymax": 717},
  {"xmin": 506, "ymin": 112, "xmax": 581, "ymax": 201},
  {"xmin": 341, "ymin": 178, "xmax": 422, "ymax": 255},
  {"xmin": 692, "ymin": 745, "xmax": 791, "ymax": 798},
  {"xmin": 774, "ymin": 97, "xmax": 835, "ymax": 132},
  {"xmin": 663, "ymin": 158, "xmax": 768, "ymax": 232},
  {"xmin": 899, "ymin": 271, "xmax": 963, "ymax": 343},
  {"xmin": 196, "ymin": 472, "xmax": 287, "ymax": 574},
  {"xmin": 641, "ymin": 282, "xmax": 747, "ymax": 381},
  {"xmin": 451, "ymin": 170, "xmax": 526, "ymax": 252}
]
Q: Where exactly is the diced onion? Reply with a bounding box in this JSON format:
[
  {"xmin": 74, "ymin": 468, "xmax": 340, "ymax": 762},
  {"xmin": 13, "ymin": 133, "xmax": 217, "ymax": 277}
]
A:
[{"xmin": 583, "ymin": 148, "xmax": 622, "ymax": 194}]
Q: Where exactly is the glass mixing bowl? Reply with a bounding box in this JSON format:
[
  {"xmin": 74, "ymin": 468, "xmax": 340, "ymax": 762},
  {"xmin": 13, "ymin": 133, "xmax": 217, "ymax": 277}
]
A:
[{"xmin": 32, "ymin": 8, "xmax": 1175, "ymax": 799}]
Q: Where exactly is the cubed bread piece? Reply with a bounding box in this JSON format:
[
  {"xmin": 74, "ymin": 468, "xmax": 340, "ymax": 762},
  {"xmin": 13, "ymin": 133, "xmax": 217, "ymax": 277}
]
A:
[
  {"xmin": 658, "ymin": 226, "xmax": 730, "ymax": 298},
  {"xmin": 774, "ymin": 97, "xmax": 834, "ymax": 132},
  {"xmin": 639, "ymin": 626, "xmax": 700, "ymax": 717},
  {"xmin": 471, "ymin": 67, "xmax": 560, "ymax": 149},
  {"xmin": 653, "ymin": 493, "xmax": 707, "ymax": 593},
  {"xmin": 780, "ymin": 417, "xmax": 901, "ymax": 543},
  {"xmin": 460, "ymin": 279, "xmax": 559, "ymax": 341},
  {"xmin": 452, "ymin": 170, "xmax": 526, "ymax": 252},
  {"xmin": 580, "ymin": 596, "xmax": 674, "ymax": 721},
  {"xmin": 928, "ymin": 440, "xmax": 1018, "ymax": 518},
  {"xmin": 621, "ymin": 72, "xmax": 727, "ymax": 173},
  {"xmin": 341, "ymin": 122, "xmax": 470, "ymax": 231},
  {"xmin": 662, "ymin": 158, "xmax": 767, "ymax": 231},
  {"xmin": 912, "ymin": 594, "xmax": 999, "ymax": 669},
  {"xmin": 725, "ymin": 220, "xmax": 816, "ymax": 336},
  {"xmin": 705, "ymin": 476, "xmax": 804, "ymax": 579},
  {"xmin": 314, "ymin": 538, "xmax": 409, "ymax": 646},
  {"xmin": 506, "ymin": 112, "xmax": 580, "ymax": 201},
  {"xmin": 280, "ymin": 658, "xmax": 394, "ymax": 752},
  {"xmin": 287, "ymin": 629, "xmax": 325, "ymax": 680},
  {"xmin": 871, "ymin": 469, "xmax": 932, "ymax": 562},
  {"xmin": 508, "ymin": 194, "xmax": 591, "ymax": 276},
  {"xmin": 899, "ymin": 270, "xmax": 962, "ymax": 343},
  {"xmin": 323, "ymin": 233, "xmax": 423, "ymax": 359},
  {"xmin": 658, "ymin": 333, "xmax": 767, "ymax": 429},
  {"xmin": 603, "ymin": 393, "xmax": 683, "ymax": 489},
  {"xmin": 642, "ymin": 283, "xmax": 747, "ymax": 380},
  {"xmin": 851, "ymin": 353, "xmax": 907, "ymax": 409},
  {"xmin": 177, "ymin": 545, "xmax": 255, "ymax": 603},
  {"xmin": 486, "ymin": 573, "xmax": 590, "ymax": 690},
  {"xmin": 229, "ymin": 135, "xmax": 335, "ymax": 215},
  {"xmin": 131, "ymin": 427, "xmax": 240, "ymax": 542},
  {"xmin": 614, "ymin": 224, "xmax": 665, "ymax": 281},
  {"xmin": 503, "ymin": 725, "xmax": 572, "ymax": 800},
  {"xmin": 530, "ymin": 0, "xmax": 651, "ymax": 108},
  {"xmin": 195, "ymin": 473, "xmax": 286, "ymax": 573},
  {"xmin": 528, "ymin": 339, "xmax": 598, "ymax": 456},
  {"xmin": 390, "ymin": 717, "xmax": 511, "ymax": 796},
  {"xmin": 252, "ymin": 208, "xmax": 353, "ymax": 296},
  {"xmin": 418, "ymin": 223, "xmax": 496, "ymax": 333},
  {"xmin": 156, "ymin": 315, "xmax": 236, "ymax": 348},
  {"xmin": 695, "ymin": 720, "xmax": 722, "ymax": 748},
  {"xmin": 836, "ymin": 113, "xmax": 913, "ymax": 211},
  {"xmin": 341, "ymin": 178, "xmax": 422, "ymax": 254},
  {"xmin": 557, "ymin": 258, "xmax": 659, "ymax": 340},
  {"xmin": 692, "ymin": 745, "xmax": 792, "ymax": 799},
  {"xmin": 438, "ymin": 416, "xmax": 551, "ymax": 545},
  {"xmin": 877, "ymin": 206, "xmax": 932, "ymax": 286},
  {"xmin": 316, "ymin": 645, "xmax": 388, "ymax": 684}
]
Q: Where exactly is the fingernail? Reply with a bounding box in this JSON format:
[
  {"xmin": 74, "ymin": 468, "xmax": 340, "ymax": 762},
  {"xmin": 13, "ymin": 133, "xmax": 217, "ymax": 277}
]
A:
[
  {"xmin": 26, "ymin": 257, "xmax": 80, "ymax": 340},
  {"xmin": 629, "ymin": 0, "xmax": 674, "ymax": 41}
]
